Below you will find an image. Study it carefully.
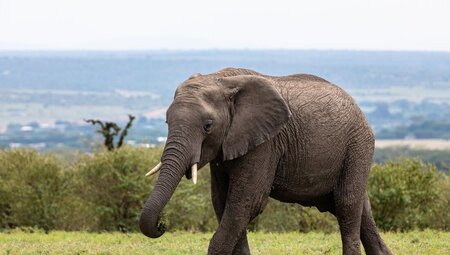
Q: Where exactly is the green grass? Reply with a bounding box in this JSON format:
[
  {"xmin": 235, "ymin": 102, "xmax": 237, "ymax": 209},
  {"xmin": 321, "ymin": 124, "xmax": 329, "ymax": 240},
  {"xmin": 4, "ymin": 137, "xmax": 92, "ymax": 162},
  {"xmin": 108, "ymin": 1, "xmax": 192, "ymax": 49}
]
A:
[{"xmin": 0, "ymin": 230, "xmax": 449, "ymax": 254}]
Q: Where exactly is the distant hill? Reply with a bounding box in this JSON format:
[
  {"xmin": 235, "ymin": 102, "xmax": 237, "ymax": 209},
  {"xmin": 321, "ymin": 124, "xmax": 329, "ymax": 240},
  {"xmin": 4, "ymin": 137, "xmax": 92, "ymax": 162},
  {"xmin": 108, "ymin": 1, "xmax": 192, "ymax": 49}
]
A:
[{"xmin": 1, "ymin": 50, "xmax": 449, "ymax": 104}]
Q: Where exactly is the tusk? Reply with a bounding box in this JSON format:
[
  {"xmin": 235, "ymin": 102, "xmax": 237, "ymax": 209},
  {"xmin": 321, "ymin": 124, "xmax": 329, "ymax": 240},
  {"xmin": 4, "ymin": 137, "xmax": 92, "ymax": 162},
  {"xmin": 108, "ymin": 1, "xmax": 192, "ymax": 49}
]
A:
[
  {"xmin": 145, "ymin": 162, "xmax": 162, "ymax": 177},
  {"xmin": 191, "ymin": 164, "xmax": 198, "ymax": 184}
]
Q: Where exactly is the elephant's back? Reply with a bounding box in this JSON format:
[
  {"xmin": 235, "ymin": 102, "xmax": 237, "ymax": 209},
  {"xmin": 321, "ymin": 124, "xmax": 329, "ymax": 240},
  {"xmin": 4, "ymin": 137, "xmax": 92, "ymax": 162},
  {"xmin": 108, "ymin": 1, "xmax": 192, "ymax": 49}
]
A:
[
  {"xmin": 276, "ymin": 73, "xmax": 331, "ymax": 83},
  {"xmin": 272, "ymin": 76, "xmax": 373, "ymax": 197},
  {"xmin": 274, "ymin": 76, "xmax": 369, "ymax": 139}
]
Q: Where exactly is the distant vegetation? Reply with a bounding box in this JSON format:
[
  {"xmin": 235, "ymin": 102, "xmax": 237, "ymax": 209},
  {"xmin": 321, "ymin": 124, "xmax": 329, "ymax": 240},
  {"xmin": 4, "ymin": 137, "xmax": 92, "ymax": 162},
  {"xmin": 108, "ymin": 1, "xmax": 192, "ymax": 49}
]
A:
[
  {"xmin": 85, "ymin": 115, "xmax": 135, "ymax": 151},
  {"xmin": 376, "ymin": 120, "xmax": 450, "ymax": 139},
  {"xmin": 2, "ymin": 50, "xmax": 449, "ymax": 92},
  {"xmin": 1, "ymin": 148, "xmax": 448, "ymax": 233},
  {"xmin": 0, "ymin": 118, "xmax": 167, "ymax": 151},
  {"xmin": 374, "ymin": 147, "xmax": 450, "ymax": 173}
]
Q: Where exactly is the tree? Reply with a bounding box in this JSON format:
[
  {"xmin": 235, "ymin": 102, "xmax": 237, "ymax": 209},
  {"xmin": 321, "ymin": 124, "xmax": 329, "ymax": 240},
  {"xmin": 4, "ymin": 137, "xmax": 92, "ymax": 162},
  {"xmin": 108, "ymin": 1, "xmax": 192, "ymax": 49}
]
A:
[{"xmin": 85, "ymin": 115, "xmax": 135, "ymax": 151}]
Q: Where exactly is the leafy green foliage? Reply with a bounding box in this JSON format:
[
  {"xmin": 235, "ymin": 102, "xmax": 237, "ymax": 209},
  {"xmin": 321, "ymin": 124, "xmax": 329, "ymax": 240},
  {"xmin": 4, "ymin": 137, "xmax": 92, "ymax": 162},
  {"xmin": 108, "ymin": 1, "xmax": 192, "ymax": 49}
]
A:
[
  {"xmin": 72, "ymin": 147, "xmax": 161, "ymax": 231},
  {"xmin": 0, "ymin": 150, "xmax": 69, "ymax": 231},
  {"xmin": 369, "ymin": 159, "xmax": 450, "ymax": 231},
  {"xmin": 162, "ymin": 170, "xmax": 217, "ymax": 232},
  {"xmin": 0, "ymin": 149, "xmax": 449, "ymax": 233},
  {"xmin": 256, "ymin": 201, "xmax": 338, "ymax": 233}
]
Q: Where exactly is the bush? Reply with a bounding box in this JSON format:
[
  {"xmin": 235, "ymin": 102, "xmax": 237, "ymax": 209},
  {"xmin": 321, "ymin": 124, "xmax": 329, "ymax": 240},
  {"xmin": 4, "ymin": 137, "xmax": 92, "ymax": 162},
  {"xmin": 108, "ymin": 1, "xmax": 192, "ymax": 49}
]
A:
[
  {"xmin": 72, "ymin": 147, "xmax": 161, "ymax": 231},
  {"xmin": 0, "ymin": 149, "xmax": 448, "ymax": 232},
  {"xmin": 0, "ymin": 149, "xmax": 69, "ymax": 231},
  {"xmin": 256, "ymin": 200, "xmax": 338, "ymax": 233},
  {"xmin": 163, "ymin": 169, "xmax": 217, "ymax": 232},
  {"xmin": 369, "ymin": 158, "xmax": 449, "ymax": 231}
]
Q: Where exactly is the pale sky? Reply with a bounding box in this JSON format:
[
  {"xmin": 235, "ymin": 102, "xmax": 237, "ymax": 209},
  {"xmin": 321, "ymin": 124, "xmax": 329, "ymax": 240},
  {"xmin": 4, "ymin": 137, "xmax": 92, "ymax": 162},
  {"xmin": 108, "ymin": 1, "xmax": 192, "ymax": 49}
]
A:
[{"xmin": 1, "ymin": 0, "xmax": 449, "ymax": 51}]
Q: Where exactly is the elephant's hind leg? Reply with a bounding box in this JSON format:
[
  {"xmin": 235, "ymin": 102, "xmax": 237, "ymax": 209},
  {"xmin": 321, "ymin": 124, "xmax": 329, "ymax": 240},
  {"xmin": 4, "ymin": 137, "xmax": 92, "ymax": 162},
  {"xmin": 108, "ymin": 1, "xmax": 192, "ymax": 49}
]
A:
[
  {"xmin": 360, "ymin": 193, "xmax": 392, "ymax": 255},
  {"xmin": 334, "ymin": 137, "xmax": 374, "ymax": 255}
]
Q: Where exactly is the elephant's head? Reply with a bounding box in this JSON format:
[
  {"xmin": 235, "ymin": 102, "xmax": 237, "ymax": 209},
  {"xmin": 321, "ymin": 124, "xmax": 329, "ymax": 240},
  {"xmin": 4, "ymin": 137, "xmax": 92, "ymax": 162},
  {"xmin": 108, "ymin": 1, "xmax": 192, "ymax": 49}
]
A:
[{"xmin": 139, "ymin": 72, "xmax": 291, "ymax": 238}]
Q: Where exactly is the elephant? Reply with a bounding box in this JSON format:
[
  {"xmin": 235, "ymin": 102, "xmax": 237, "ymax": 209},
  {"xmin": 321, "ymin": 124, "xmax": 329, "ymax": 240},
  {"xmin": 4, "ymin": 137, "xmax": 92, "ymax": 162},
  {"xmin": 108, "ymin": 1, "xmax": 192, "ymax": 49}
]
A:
[{"xmin": 140, "ymin": 67, "xmax": 392, "ymax": 255}]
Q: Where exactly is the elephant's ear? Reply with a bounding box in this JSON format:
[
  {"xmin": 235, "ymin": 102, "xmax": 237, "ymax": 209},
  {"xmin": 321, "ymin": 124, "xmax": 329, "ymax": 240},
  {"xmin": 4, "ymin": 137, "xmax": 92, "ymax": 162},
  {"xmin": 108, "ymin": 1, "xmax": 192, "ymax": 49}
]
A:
[{"xmin": 219, "ymin": 75, "xmax": 291, "ymax": 161}]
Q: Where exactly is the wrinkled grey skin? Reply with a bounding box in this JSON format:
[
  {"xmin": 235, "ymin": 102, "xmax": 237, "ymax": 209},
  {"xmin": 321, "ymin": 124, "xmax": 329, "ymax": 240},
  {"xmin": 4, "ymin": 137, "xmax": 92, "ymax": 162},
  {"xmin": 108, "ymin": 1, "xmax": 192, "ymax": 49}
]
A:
[{"xmin": 140, "ymin": 68, "xmax": 392, "ymax": 255}]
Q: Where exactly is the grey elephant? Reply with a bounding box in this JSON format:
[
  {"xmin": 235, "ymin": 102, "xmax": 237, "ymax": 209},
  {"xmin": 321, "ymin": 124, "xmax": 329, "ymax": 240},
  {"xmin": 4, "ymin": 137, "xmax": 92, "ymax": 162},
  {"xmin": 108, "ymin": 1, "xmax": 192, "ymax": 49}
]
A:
[{"xmin": 140, "ymin": 68, "xmax": 392, "ymax": 255}]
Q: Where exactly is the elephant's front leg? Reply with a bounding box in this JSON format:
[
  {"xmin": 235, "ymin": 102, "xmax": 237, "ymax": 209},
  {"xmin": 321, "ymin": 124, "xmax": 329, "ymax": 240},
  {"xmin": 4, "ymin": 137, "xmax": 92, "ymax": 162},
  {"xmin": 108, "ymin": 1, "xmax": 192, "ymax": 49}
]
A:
[
  {"xmin": 208, "ymin": 145, "xmax": 277, "ymax": 255},
  {"xmin": 211, "ymin": 160, "xmax": 250, "ymax": 255}
]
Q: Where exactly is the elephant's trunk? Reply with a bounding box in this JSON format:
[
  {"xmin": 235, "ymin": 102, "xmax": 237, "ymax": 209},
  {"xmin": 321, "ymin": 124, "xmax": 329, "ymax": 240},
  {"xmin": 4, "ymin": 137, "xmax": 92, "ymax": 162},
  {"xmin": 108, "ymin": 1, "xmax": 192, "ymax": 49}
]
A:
[{"xmin": 139, "ymin": 138, "xmax": 192, "ymax": 238}]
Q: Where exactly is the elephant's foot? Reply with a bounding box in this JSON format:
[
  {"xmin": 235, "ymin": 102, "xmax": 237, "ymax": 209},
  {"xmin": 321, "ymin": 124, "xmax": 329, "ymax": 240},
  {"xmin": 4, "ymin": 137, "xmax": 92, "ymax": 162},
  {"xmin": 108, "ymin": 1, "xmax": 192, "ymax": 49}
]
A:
[
  {"xmin": 207, "ymin": 233, "xmax": 234, "ymax": 255},
  {"xmin": 232, "ymin": 246, "xmax": 251, "ymax": 255},
  {"xmin": 342, "ymin": 239, "xmax": 362, "ymax": 255},
  {"xmin": 360, "ymin": 194, "xmax": 392, "ymax": 255},
  {"xmin": 208, "ymin": 230, "xmax": 251, "ymax": 255},
  {"xmin": 232, "ymin": 234, "xmax": 251, "ymax": 255}
]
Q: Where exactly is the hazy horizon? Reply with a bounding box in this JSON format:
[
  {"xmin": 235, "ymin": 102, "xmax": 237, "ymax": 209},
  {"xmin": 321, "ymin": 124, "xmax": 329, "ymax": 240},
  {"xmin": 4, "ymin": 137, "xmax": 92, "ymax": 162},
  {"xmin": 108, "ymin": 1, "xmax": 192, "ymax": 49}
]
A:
[
  {"xmin": 1, "ymin": 0, "xmax": 449, "ymax": 51},
  {"xmin": 1, "ymin": 49, "xmax": 450, "ymax": 54}
]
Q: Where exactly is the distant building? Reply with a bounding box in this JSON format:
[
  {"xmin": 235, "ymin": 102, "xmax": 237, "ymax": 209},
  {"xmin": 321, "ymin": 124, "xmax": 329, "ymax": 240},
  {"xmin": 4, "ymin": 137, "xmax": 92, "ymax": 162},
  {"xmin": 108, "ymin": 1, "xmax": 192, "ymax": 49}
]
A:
[{"xmin": 20, "ymin": 126, "xmax": 33, "ymax": 131}]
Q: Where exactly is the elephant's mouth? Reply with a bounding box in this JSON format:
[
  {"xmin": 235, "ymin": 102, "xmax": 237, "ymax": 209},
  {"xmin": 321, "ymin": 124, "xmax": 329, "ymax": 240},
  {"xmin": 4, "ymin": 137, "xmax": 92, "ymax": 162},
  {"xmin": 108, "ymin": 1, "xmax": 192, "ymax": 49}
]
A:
[
  {"xmin": 185, "ymin": 161, "xmax": 202, "ymax": 181},
  {"xmin": 146, "ymin": 161, "xmax": 199, "ymax": 183},
  {"xmin": 185, "ymin": 168, "xmax": 193, "ymax": 179},
  {"xmin": 186, "ymin": 162, "xmax": 200, "ymax": 183}
]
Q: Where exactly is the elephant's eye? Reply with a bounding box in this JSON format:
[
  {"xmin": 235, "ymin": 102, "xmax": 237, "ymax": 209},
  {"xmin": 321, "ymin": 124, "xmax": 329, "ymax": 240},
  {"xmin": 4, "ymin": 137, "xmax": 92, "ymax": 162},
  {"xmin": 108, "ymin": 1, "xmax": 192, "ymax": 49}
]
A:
[{"xmin": 203, "ymin": 120, "xmax": 213, "ymax": 133}]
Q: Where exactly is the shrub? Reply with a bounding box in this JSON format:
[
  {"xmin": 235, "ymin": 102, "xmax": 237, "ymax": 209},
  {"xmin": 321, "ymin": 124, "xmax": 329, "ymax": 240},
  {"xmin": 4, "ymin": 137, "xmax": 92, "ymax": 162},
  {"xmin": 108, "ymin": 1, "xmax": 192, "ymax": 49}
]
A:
[
  {"xmin": 0, "ymin": 149, "xmax": 69, "ymax": 231},
  {"xmin": 0, "ymin": 148, "xmax": 448, "ymax": 232},
  {"xmin": 368, "ymin": 158, "xmax": 449, "ymax": 231},
  {"xmin": 162, "ymin": 168, "xmax": 217, "ymax": 232},
  {"xmin": 73, "ymin": 148, "xmax": 219, "ymax": 232},
  {"xmin": 72, "ymin": 147, "xmax": 161, "ymax": 232},
  {"xmin": 256, "ymin": 200, "xmax": 338, "ymax": 233}
]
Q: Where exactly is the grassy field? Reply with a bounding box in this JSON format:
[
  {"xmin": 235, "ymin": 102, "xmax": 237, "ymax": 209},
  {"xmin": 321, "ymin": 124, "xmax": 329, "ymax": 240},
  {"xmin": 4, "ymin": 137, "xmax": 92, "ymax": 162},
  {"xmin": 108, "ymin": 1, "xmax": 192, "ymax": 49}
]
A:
[{"xmin": 0, "ymin": 230, "xmax": 449, "ymax": 255}]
